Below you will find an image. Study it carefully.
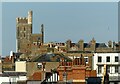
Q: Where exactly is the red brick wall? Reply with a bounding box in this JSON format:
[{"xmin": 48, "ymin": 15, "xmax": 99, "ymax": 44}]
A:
[
  {"xmin": 72, "ymin": 68, "xmax": 85, "ymax": 80},
  {"xmin": 58, "ymin": 66, "xmax": 97, "ymax": 81}
]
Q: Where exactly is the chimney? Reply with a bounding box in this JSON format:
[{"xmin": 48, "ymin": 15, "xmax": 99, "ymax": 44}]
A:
[
  {"xmin": 66, "ymin": 39, "xmax": 71, "ymax": 51},
  {"xmin": 90, "ymin": 38, "xmax": 96, "ymax": 51},
  {"xmin": 78, "ymin": 39, "xmax": 84, "ymax": 51},
  {"xmin": 108, "ymin": 40, "xmax": 112, "ymax": 48}
]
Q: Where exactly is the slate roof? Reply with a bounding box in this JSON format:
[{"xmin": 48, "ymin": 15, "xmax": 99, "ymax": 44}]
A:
[
  {"xmin": 77, "ymin": 43, "xmax": 108, "ymax": 48},
  {"xmin": 32, "ymin": 53, "xmax": 72, "ymax": 62},
  {"xmin": 2, "ymin": 72, "xmax": 27, "ymax": 76},
  {"xmin": 84, "ymin": 43, "xmax": 91, "ymax": 48},
  {"xmin": 96, "ymin": 43, "xmax": 107, "ymax": 48}
]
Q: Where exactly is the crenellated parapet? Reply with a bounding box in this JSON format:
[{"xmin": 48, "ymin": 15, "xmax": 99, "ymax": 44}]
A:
[
  {"xmin": 16, "ymin": 17, "xmax": 28, "ymax": 24},
  {"xmin": 16, "ymin": 10, "xmax": 33, "ymax": 24}
]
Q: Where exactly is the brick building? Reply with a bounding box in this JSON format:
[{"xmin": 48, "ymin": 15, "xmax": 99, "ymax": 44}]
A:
[{"xmin": 57, "ymin": 58, "xmax": 97, "ymax": 83}]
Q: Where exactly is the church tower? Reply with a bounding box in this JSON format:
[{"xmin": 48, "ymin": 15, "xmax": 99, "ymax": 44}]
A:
[
  {"xmin": 16, "ymin": 10, "xmax": 33, "ymax": 53},
  {"xmin": 16, "ymin": 10, "xmax": 45, "ymax": 55}
]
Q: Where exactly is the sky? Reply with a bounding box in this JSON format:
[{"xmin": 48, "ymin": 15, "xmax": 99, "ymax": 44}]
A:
[
  {"xmin": 0, "ymin": 2, "xmax": 2, "ymax": 56},
  {"xmin": 1, "ymin": 2, "xmax": 119, "ymax": 56},
  {"xmin": 1, "ymin": 0, "xmax": 120, "ymax": 2}
]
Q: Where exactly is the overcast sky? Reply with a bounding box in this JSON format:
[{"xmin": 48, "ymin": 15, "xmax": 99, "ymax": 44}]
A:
[{"xmin": 1, "ymin": 2, "xmax": 119, "ymax": 56}]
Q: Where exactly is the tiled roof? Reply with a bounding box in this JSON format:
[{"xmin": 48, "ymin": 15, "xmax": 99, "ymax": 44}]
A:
[{"xmin": 4, "ymin": 57, "xmax": 12, "ymax": 63}]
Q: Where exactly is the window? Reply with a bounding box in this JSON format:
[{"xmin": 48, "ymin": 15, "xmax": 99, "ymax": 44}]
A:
[
  {"xmin": 84, "ymin": 57, "xmax": 88, "ymax": 64},
  {"xmin": 37, "ymin": 63, "xmax": 42, "ymax": 69},
  {"xmin": 12, "ymin": 77, "xmax": 16, "ymax": 82},
  {"xmin": 106, "ymin": 56, "xmax": 110, "ymax": 62},
  {"xmin": 98, "ymin": 56, "xmax": 102, "ymax": 62},
  {"xmin": 23, "ymin": 33, "xmax": 25, "ymax": 37},
  {"xmin": 24, "ymin": 27, "xmax": 25, "ymax": 31},
  {"xmin": 17, "ymin": 27, "xmax": 19, "ymax": 36},
  {"xmin": 115, "ymin": 56, "xmax": 119, "ymax": 62},
  {"xmin": 98, "ymin": 66, "xmax": 102, "ymax": 74},
  {"xmin": 115, "ymin": 66, "xmax": 118, "ymax": 73},
  {"xmin": 107, "ymin": 66, "xmax": 110, "ymax": 73},
  {"xmin": 74, "ymin": 58, "xmax": 79, "ymax": 65}
]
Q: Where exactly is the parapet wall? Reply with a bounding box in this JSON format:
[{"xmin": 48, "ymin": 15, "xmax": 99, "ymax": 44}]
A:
[{"xmin": 16, "ymin": 17, "xmax": 28, "ymax": 24}]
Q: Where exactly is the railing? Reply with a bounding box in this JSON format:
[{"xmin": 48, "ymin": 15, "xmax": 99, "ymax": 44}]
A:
[{"xmin": 41, "ymin": 72, "xmax": 59, "ymax": 84}]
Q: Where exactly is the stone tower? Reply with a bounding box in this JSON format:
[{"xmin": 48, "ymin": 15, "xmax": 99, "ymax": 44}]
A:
[
  {"xmin": 16, "ymin": 10, "xmax": 33, "ymax": 53},
  {"xmin": 16, "ymin": 10, "xmax": 45, "ymax": 55}
]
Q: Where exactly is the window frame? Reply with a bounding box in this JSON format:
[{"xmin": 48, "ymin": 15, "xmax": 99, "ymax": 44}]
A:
[
  {"xmin": 115, "ymin": 66, "xmax": 119, "ymax": 73},
  {"xmin": 84, "ymin": 56, "xmax": 88, "ymax": 64},
  {"xmin": 115, "ymin": 56, "xmax": 119, "ymax": 62},
  {"xmin": 107, "ymin": 66, "xmax": 110, "ymax": 73},
  {"xmin": 98, "ymin": 56, "xmax": 102, "ymax": 62},
  {"xmin": 106, "ymin": 56, "xmax": 110, "ymax": 62}
]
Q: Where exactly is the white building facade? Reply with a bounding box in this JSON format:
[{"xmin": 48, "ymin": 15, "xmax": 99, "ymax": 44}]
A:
[
  {"xmin": 93, "ymin": 53, "xmax": 120, "ymax": 83},
  {"xmin": 0, "ymin": 76, "xmax": 27, "ymax": 84}
]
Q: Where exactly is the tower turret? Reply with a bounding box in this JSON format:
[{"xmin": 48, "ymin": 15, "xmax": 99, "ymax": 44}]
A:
[{"xmin": 28, "ymin": 10, "xmax": 33, "ymax": 24}]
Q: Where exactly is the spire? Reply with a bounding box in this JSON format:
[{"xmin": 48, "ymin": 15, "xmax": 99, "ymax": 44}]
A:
[
  {"xmin": 41, "ymin": 24, "xmax": 44, "ymax": 44},
  {"xmin": 41, "ymin": 24, "xmax": 44, "ymax": 34}
]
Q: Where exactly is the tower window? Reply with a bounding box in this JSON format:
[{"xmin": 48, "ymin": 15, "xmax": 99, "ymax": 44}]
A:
[
  {"xmin": 24, "ymin": 27, "xmax": 26, "ymax": 31},
  {"xmin": 24, "ymin": 33, "xmax": 25, "ymax": 37},
  {"xmin": 17, "ymin": 27, "xmax": 19, "ymax": 36}
]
